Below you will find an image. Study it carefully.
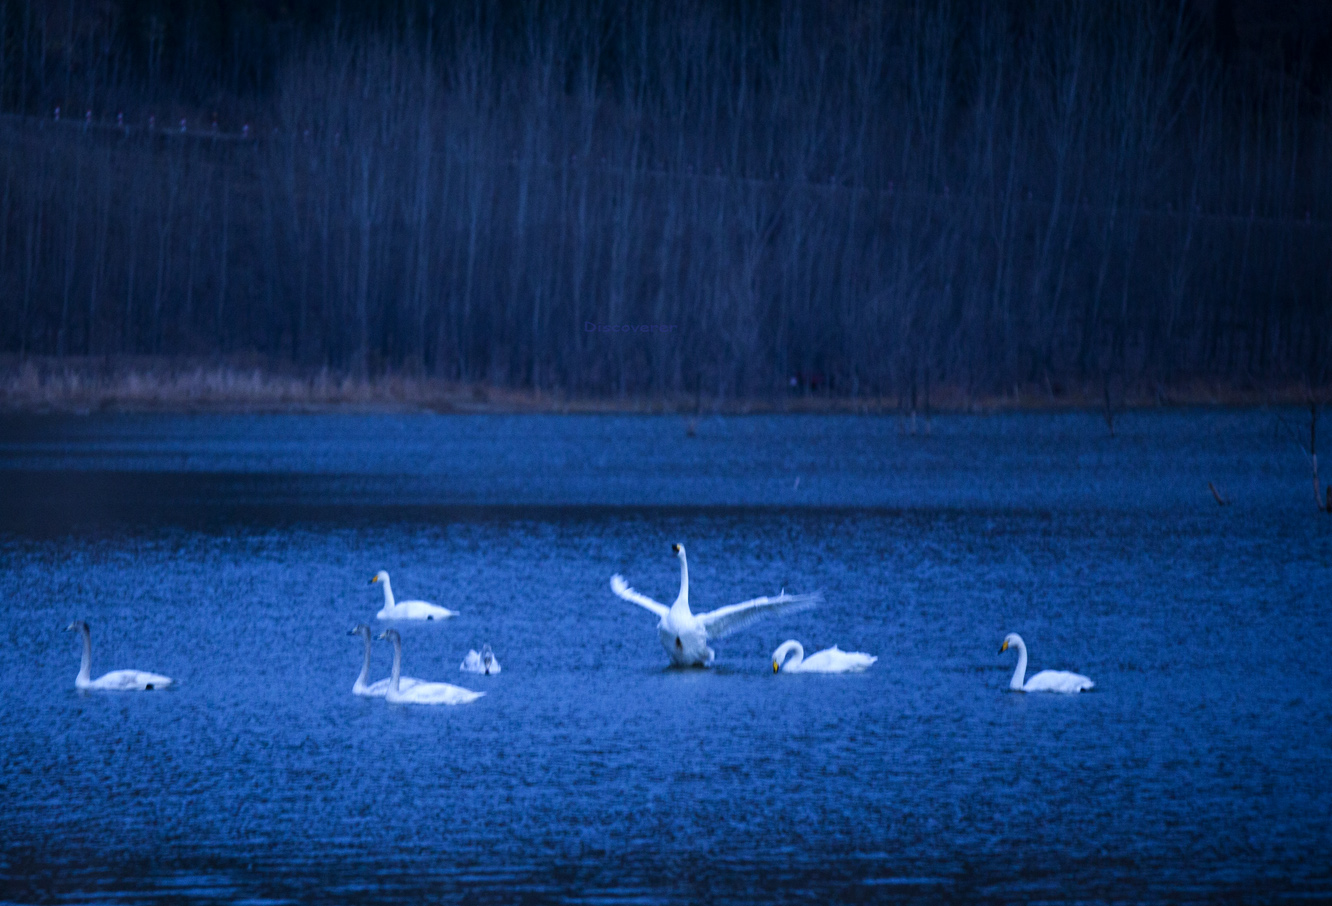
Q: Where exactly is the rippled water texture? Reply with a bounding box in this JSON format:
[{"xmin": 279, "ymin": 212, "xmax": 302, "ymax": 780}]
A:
[{"xmin": 1, "ymin": 412, "xmax": 1329, "ymax": 904}]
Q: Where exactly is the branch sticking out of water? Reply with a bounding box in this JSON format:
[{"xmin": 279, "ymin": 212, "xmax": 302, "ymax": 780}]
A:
[
  {"xmin": 1275, "ymin": 400, "xmax": 1330, "ymax": 514},
  {"xmin": 1311, "ymin": 402, "xmax": 1329, "ymax": 514},
  {"xmin": 1208, "ymin": 482, "xmax": 1230, "ymax": 506},
  {"xmin": 1102, "ymin": 377, "xmax": 1119, "ymax": 438}
]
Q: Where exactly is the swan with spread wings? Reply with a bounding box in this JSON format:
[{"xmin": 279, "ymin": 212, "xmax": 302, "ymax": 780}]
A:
[{"xmin": 610, "ymin": 543, "xmax": 820, "ymax": 667}]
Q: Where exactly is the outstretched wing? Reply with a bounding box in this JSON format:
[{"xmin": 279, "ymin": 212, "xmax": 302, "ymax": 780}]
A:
[
  {"xmin": 610, "ymin": 575, "xmax": 670, "ymax": 618},
  {"xmin": 697, "ymin": 591, "xmax": 822, "ymax": 640}
]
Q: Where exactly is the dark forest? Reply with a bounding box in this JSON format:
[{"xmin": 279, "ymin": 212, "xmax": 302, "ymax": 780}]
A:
[{"xmin": 2, "ymin": 0, "xmax": 1330, "ymax": 403}]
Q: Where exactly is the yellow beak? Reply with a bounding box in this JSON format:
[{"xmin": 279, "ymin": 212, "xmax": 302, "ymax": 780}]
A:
[
  {"xmin": 1000, "ymin": 639, "xmax": 1009, "ymax": 652},
  {"xmin": 370, "ymin": 576, "xmax": 379, "ymax": 584},
  {"xmin": 772, "ymin": 662, "xmax": 780, "ymax": 673}
]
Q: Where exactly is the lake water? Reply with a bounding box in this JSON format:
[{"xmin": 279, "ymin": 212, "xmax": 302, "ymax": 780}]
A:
[{"xmin": 1, "ymin": 411, "xmax": 1329, "ymax": 904}]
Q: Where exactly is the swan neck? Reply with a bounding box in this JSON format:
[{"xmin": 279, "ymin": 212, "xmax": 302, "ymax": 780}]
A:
[
  {"xmin": 1010, "ymin": 638, "xmax": 1028, "ymax": 690},
  {"xmin": 356, "ymin": 634, "xmax": 372, "ymax": 687},
  {"xmin": 673, "ymin": 551, "xmax": 691, "ymax": 615},
  {"xmin": 380, "ymin": 577, "xmax": 395, "ymax": 609},
  {"xmin": 389, "ymin": 637, "xmax": 402, "ymax": 692},
  {"xmin": 77, "ymin": 625, "xmax": 92, "ymax": 685},
  {"xmin": 776, "ymin": 641, "xmax": 803, "ymax": 671}
]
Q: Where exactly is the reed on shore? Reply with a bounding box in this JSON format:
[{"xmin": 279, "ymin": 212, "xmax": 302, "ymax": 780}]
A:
[{"xmin": 1, "ymin": 356, "xmax": 1323, "ymax": 415}]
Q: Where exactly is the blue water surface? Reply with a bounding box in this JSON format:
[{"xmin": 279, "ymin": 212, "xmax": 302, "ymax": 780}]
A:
[{"xmin": 0, "ymin": 411, "xmax": 1328, "ymax": 904}]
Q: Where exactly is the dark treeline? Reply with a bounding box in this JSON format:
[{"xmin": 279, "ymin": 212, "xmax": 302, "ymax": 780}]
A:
[{"xmin": 2, "ymin": 0, "xmax": 1330, "ymax": 401}]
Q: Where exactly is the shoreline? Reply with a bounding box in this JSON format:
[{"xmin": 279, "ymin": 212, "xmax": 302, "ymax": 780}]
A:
[{"xmin": 0, "ymin": 357, "xmax": 1324, "ymax": 415}]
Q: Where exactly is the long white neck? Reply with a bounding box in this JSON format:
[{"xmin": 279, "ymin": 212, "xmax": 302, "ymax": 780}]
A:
[
  {"xmin": 356, "ymin": 634, "xmax": 372, "ymax": 688},
  {"xmin": 380, "ymin": 577, "xmax": 396, "ymax": 609},
  {"xmin": 389, "ymin": 636, "xmax": 402, "ymax": 692},
  {"xmin": 77, "ymin": 625, "xmax": 92, "ymax": 685},
  {"xmin": 671, "ymin": 551, "xmax": 691, "ymax": 616},
  {"xmin": 775, "ymin": 640, "xmax": 804, "ymax": 671},
  {"xmin": 1009, "ymin": 637, "xmax": 1029, "ymax": 690}
]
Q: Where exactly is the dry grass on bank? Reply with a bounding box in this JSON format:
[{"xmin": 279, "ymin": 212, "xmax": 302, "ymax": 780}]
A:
[{"xmin": 0, "ymin": 357, "xmax": 1322, "ymax": 415}]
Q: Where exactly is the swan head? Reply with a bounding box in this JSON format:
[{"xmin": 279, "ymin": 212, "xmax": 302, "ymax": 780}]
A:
[
  {"xmin": 376, "ymin": 628, "xmax": 401, "ymax": 643},
  {"xmin": 64, "ymin": 620, "xmax": 87, "ymax": 633},
  {"xmin": 370, "ymin": 570, "xmax": 389, "ymax": 585},
  {"xmin": 672, "ymin": 543, "xmax": 685, "ymax": 557},
  {"xmin": 999, "ymin": 632, "xmax": 1023, "ymax": 654},
  {"xmin": 348, "ymin": 623, "xmax": 371, "ymax": 638}
]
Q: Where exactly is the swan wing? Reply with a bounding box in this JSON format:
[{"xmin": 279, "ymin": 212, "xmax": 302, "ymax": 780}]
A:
[
  {"xmin": 403, "ymin": 600, "xmax": 458, "ymax": 619},
  {"xmin": 397, "ymin": 681, "xmax": 484, "ymax": 705},
  {"xmin": 697, "ymin": 591, "xmax": 822, "ymax": 640},
  {"xmin": 839, "ymin": 652, "xmax": 877, "ymax": 671},
  {"xmin": 379, "ymin": 600, "xmax": 457, "ymax": 620},
  {"xmin": 610, "ymin": 575, "xmax": 669, "ymax": 618},
  {"xmin": 91, "ymin": 670, "xmax": 174, "ymax": 691},
  {"xmin": 361, "ymin": 676, "xmax": 424, "ymax": 697},
  {"xmin": 801, "ymin": 647, "xmax": 877, "ymax": 673},
  {"xmin": 1024, "ymin": 670, "xmax": 1094, "ymax": 693}
]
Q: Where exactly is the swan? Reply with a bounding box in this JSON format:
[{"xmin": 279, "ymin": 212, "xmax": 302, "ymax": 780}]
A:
[
  {"xmin": 64, "ymin": 621, "xmax": 173, "ymax": 691},
  {"xmin": 349, "ymin": 624, "xmax": 424, "ymax": 697},
  {"xmin": 610, "ymin": 543, "xmax": 821, "ymax": 667},
  {"xmin": 377, "ymin": 629, "xmax": 483, "ymax": 705},
  {"xmin": 460, "ymin": 644, "xmax": 501, "ymax": 675},
  {"xmin": 772, "ymin": 640, "xmax": 876, "ymax": 673},
  {"xmin": 371, "ymin": 570, "xmax": 457, "ymax": 621},
  {"xmin": 999, "ymin": 633, "xmax": 1094, "ymax": 693}
]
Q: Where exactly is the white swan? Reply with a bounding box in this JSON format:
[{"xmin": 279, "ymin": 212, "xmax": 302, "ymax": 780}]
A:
[
  {"xmin": 371, "ymin": 570, "xmax": 457, "ymax": 621},
  {"xmin": 349, "ymin": 623, "xmax": 424, "ymax": 697},
  {"xmin": 65, "ymin": 621, "xmax": 173, "ymax": 691},
  {"xmin": 772, "ymin": 640, "xmax": 876, "ymax": 673},
  {"xmin": 460, "ymin": 644, "xmax": 501, "ymax": 675},
  {"xmin": 1000, "ymin": 633, "xmax": 1094, "ymax": 693},
  {"xmin": 377, "ymin": 629, "xmax": 483, "ymax": 705},
  {"xmin": 610, "ymin": 543, "xmax": 821, "ymax": 667}
]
